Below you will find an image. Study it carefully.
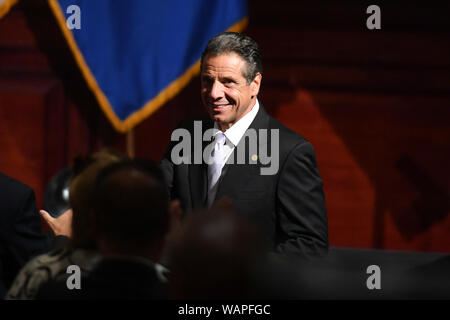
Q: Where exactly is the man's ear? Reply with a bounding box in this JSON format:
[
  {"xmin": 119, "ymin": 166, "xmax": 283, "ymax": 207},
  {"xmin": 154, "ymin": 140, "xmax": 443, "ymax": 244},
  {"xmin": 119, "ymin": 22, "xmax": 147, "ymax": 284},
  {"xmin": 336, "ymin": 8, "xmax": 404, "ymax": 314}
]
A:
[
  {"xmin": 164, "ymin": 200, "xmax": 183, "ymax": 253},
  {"xmin": 251, "ymin": 73, "xmax": 262, "ymax": 97},
  {"xmin": 168, "ymin": 199, "xmax": 183, "ymax": 231}
]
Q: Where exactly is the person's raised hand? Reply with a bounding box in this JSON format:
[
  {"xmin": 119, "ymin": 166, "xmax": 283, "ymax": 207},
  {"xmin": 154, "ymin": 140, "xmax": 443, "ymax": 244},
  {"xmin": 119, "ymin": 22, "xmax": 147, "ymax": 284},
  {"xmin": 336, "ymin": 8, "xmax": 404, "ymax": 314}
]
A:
[{"xmin": 40, "ymin": 208, "xmax": 73, "ymax": 237}]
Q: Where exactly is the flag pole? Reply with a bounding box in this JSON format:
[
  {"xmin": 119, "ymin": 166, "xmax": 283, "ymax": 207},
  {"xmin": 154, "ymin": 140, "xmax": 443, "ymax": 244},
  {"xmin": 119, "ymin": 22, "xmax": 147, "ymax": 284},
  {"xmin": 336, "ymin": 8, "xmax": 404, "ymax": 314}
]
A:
[{"xmin": 126, "ymin": 128, "xmax": 135, "ymax": 158}]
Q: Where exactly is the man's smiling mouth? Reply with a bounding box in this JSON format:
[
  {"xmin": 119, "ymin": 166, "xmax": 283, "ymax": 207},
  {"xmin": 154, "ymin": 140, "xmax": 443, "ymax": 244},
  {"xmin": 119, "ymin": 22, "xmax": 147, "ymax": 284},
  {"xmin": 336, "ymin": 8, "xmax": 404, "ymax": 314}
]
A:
[{"xmin": 212, "ymin": 104, "xmax": 231, "ymax": 111}]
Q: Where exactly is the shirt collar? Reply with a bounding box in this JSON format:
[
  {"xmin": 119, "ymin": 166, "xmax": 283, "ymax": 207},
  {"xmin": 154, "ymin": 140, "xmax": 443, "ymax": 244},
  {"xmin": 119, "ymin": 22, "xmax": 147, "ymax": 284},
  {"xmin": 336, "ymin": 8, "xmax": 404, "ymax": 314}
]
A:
[{"xmin": 213, "ymin": 99, "xmax": 260, "ymax": 147}]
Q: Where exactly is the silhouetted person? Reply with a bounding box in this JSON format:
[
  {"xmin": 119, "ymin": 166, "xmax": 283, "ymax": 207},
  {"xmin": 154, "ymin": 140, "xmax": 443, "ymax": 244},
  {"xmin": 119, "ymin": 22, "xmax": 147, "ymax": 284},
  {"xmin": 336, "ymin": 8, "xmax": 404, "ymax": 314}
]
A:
[
  {"xmin": 0, "ymin": 173, "xmax": 49, "ymax": 298},
  {"xmin": 6, "ymin": 150, "xmax": 123, "ymax": 299},
  {"xmin": 169, "ymin": 204, "xmax": 272, "ymax": 299},
  {"xmin": 37, "ymin": 159, "xmax": 176, "ymax": 299}
]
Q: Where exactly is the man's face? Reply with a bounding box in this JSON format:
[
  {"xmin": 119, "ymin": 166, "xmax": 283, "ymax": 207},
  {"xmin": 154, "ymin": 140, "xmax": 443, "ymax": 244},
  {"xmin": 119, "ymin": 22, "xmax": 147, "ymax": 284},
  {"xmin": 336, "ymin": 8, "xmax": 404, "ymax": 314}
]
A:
[{"xmin": 201, "ymin": 53, "xmax": 261, "ymax": 131}]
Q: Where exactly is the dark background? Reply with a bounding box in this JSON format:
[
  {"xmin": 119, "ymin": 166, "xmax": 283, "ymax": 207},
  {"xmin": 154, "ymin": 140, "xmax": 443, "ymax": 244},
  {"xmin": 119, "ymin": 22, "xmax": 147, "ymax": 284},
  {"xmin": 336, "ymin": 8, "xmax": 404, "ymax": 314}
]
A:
[{"xmin": 0, "ymin": 0, "xmax": 449, "ymax": 252}]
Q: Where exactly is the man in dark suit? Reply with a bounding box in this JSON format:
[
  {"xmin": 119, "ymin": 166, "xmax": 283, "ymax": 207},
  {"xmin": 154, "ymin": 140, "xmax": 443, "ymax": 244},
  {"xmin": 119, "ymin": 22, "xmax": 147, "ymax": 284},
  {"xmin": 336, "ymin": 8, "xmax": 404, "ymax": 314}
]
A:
[
  {"xmin": 0, "ymin": 173, "xmax": 49, "ymax": 297},
  {"xmin": 160, "ymin": 32, "xmax": 328, "ymax": 258}
]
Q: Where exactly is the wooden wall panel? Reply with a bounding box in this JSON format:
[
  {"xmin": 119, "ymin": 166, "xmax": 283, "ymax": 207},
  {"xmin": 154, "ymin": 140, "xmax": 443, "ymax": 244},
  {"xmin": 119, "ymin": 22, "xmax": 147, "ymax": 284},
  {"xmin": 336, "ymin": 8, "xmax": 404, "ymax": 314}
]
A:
[
  {"xmin": 0, "ymin": 76, "xmax": 65, "ymax": 208},
  {"xmin": 267, "ymin": 88, "xmax": 450, "ymax": 252},
  {"xmin": 244, "ymin": 1, "xmax": 450, "ymax": 253}
]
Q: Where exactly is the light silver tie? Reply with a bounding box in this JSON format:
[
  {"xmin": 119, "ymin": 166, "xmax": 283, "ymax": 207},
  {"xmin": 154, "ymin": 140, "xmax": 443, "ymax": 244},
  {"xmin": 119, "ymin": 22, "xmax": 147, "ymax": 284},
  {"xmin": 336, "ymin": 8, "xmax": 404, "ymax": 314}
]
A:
[{"xmin": 207, "ymin": 132, "xmax": 227, "ymax": 207}]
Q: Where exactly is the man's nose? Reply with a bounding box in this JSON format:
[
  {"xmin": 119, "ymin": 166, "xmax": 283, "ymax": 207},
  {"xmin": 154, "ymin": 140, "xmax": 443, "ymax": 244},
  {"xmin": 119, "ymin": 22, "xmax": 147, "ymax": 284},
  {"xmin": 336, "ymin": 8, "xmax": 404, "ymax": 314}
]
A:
[{"xmin": 210, "ymin": 81, "xmax": 224, "ymax": 99}]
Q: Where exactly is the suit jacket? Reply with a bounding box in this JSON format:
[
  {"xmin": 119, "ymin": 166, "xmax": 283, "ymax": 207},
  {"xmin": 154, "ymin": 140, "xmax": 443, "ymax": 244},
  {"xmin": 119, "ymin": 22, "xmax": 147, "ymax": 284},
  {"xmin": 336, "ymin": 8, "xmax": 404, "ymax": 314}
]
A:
[
  {"xmin": 160, "ymin": 105, "xmax": 328, "ymax": 258},
  {"xmin": 0, "ymin": 173, "xmax": 49, "ymax": 297}
]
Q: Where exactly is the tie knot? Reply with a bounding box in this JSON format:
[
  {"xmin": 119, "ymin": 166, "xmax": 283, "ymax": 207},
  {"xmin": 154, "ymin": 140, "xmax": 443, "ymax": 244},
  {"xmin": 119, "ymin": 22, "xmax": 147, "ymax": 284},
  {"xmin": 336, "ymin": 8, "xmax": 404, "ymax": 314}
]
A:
[{"xmin": 215, "ymin": 132, "xmax": 226, "ymax": 145}]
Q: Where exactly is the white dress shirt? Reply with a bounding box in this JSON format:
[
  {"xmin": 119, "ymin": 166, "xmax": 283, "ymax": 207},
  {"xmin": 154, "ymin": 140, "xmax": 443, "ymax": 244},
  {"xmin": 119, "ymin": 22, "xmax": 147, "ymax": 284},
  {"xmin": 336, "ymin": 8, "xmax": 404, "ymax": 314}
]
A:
[{"xmin": 207, "ymin": 100, "xmax": 260, "ymax": 206}]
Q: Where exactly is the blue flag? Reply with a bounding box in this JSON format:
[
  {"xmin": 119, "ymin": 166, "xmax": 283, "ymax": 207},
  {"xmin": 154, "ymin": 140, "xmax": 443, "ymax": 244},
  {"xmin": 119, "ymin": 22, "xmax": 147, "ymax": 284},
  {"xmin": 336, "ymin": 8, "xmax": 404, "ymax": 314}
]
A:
[{"xmin": 49, "ymin": 0, "xmax": 248, "ymax": 132}]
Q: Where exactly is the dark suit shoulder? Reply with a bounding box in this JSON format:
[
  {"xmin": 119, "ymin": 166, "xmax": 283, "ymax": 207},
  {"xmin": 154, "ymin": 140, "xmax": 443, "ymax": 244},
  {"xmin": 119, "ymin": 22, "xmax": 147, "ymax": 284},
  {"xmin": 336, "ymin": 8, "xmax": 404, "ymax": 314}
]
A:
[
  {"xmin": 266, "ymin": 115, "xmax": 310, "ymax": 150},
  {"xmin": 163, "ymin": 115, "xmax": 213, "ymax": 160},
  {"xmin": 0, "ymin": 173, "xmax": 33, "ymax": 196},
  {"xmin": 0, "ymin": 173, "xmax": 34, "ymax": 212}
]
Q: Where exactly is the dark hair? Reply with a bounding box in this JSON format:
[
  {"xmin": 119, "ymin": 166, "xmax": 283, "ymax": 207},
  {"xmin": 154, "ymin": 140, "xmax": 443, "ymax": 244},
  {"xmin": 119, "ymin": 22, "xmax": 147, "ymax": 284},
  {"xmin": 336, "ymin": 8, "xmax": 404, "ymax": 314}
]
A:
[
  {"xmin": 200, "ymin": 32, "xmax": 262, "ymax": 84},
  {"xmin": 92, "ymin": 159, "xmax": 170, "ymax": 252},
  {"xmin": 69, "ymin": 149, "xmax": 125, "ymax": 249},
  {"xmin": 169, "ymin": 206, "xmax": 264, "ymax": 299}
]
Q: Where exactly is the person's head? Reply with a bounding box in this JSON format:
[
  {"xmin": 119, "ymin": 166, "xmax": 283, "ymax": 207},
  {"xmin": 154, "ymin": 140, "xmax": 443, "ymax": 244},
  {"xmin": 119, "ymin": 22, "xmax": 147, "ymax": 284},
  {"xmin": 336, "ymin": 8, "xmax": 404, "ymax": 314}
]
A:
[
  {"xmin": 169, "ymin": 205, "xmax": 265, "ymax": 299},
  {"xmin": 92, "ymin": 159, "xmax": 170, "ymax": 260},
  {"xmin": 200, "ymin": 32, "xmax": 263, "ymax": 131},
  {"xmin": 69, "ymin": 149, "xmax": 125, "ymax": 249}
]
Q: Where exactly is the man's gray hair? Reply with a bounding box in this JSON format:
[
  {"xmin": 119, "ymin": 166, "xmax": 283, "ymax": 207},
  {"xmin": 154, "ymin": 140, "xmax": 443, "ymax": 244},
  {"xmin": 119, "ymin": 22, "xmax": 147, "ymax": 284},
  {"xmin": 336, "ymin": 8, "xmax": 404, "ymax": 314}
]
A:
[{"xmin": 201, "ymin": 32, "xmax": 263, "ymax": 84}]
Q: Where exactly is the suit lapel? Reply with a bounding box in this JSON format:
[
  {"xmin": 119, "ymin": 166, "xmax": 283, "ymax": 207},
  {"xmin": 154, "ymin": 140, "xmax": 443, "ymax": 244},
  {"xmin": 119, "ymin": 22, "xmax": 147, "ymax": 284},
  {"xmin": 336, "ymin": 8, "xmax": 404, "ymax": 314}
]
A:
[
  {"xmin": 189, "ymin": 117, "xmax": 213, "ymax": 209},
  {"xmin": 215, "ymin": 105, "xmax": 270, "ymax": 201}
]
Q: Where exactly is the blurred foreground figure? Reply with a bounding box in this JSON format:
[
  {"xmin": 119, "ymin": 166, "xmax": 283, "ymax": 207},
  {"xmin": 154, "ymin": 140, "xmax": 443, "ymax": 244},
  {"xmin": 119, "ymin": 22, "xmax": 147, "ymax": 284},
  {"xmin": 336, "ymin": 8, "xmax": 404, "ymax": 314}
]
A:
[
  {"xmin": 6, "ymin": 150, "xmax": 122, "ymax": 299},
  {"xmin": 169, "ymin": 204, "xmax": 298, "ymax": 299},
  {"xmin": 37, "ymin": 160, "xmax": 174, "ymax": 299},
  {"xmin": 0, "ymin": 173, "xmax": 49, "ymax": 298}
]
